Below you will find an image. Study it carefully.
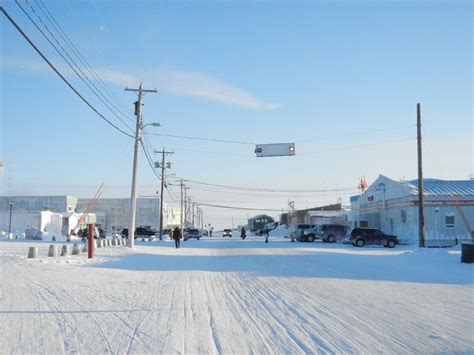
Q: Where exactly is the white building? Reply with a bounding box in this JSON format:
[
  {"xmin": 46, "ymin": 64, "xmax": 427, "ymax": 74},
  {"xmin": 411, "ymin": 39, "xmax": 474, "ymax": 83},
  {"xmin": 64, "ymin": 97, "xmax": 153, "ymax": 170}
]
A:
[
  {"xmin": 348, "ymin": 175, "xmax": 474, "ymax": 246},
  {"xmin": 0, "ymin": 195, "xmax": 161, "ymax": 237},
  {"xmin": 76, "ymin": 197, "xmax": 160, "ymax": 234},
  {"xmin": 0, "ymin": 195, "xmax": 77, "ymax": 213},
  {"xmin": 164, "ymin": 207, "xmax": 182, "ymax": 229}
]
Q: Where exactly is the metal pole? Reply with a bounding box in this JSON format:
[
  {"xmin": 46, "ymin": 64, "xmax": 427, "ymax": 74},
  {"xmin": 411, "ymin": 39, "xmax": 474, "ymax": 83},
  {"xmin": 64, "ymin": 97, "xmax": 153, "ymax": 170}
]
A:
[
  {"xmin": 8, "ymin": 202, "xmax": 13, "ymax": 238},
  {"xmin": 417, "ymin": 103, "xmax": 426, "ymax": 247},
  {"xmin": 88, "ymin": 223, "xmax": 94, "ymax": 258}
]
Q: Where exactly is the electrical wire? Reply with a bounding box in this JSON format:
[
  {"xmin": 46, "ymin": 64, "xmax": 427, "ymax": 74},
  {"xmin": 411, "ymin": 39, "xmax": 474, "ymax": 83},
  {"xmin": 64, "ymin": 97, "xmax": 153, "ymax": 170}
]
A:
[
  {"xmin": 298, "ymin": 137, "xmax": 416, "ymax": 156},
  {"xmin": 194, "ymin": 202, "xmax": 284, "ymax": 212},
  {"xmin": 179, "ymin": 186, "xmax": 357, "ymax": 199},
  {"xmin": 170, "ymin": 176, "xmax": 357, "ymax": 193},
  {"xmin": 295, "ymin": 124, "xmax": 416, "ymax": 144},
  {"xmin": 140, "ymin": 137, "xmax": 162, "ymax": 182},
  {"xmin": 0, "ymin": 6, "xmax": 134, "ymax": 138},
  {"xmin": 144, "ymin": 132, "xmax": 255, "ymax": 145},
  {"xmin": 36, "ymin": 0, "xmax": 135, "ymax": 122},
  {"xmin": 19, "ymin": 0, "xmax": 135, "ymax": 134}
]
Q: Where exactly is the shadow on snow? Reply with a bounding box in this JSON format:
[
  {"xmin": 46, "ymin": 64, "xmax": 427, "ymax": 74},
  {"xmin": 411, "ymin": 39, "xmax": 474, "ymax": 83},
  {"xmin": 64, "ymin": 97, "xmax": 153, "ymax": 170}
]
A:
[{"xmin": 92, "ymin": 248, "xmax": 473, "ymax": 286}]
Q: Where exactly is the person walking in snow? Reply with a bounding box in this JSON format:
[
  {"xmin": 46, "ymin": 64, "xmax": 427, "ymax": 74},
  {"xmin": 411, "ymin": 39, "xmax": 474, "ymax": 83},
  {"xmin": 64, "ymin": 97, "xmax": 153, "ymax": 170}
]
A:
[
  {"xmin": 265, "ymin": 229, "xmax": 269, "ymax": 243},
  {"xmin": 241, "ymin": 227, "xmax": 246, "ymax": 240},
  {"xmin": 172, "ymin": 227, "xmax": 182, "ymax": 249}
]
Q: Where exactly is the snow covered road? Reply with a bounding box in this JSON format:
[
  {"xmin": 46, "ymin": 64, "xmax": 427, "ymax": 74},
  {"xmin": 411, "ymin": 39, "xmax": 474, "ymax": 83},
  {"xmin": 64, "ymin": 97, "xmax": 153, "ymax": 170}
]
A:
[{"xmin": 1, "ymin": 238, "xmax": 473, "ymax": 354}]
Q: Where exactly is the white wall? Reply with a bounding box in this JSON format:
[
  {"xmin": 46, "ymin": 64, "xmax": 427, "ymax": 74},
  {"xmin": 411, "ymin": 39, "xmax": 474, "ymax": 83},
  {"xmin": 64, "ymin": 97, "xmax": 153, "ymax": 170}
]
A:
[{"xmin": 0, "ymin": 211, "xmax": 64, "ymax": 239}]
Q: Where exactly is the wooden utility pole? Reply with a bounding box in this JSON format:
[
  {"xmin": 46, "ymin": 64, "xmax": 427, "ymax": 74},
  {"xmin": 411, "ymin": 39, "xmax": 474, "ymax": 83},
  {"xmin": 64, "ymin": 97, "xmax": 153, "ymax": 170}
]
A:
[
  {"xmin": 184, "ymin": 187, "xmax": 190, "ymax": 227},
  {"xmin": 155, "ymin": 148, "xmax": 173, "ymax": 240},
  {"xmin": 180, "ymin": 180, "xmax": 184, "ymax": 233},
  {"xmin": 417, "ymin": 103, "xmax": 426, "ymax": 247},
  {"xmin": 125, "ymin": 83, "xmax": 158, "ymax": 248}
]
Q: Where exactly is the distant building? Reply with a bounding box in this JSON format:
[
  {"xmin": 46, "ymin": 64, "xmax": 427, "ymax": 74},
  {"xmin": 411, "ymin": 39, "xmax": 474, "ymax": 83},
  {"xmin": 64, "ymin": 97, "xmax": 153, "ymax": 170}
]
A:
[
  {"xmin": 76, "ymin": 197, "xmax": 160, "ymax": 234},
  {"xmin": 348, "ymin": 175, "xmax": 474, "ymax": 245},
  {"xmin": 164, "ymin": 207, "xmax": 181, "ymax": 229},
  {"xmin": 0, "ymin": 195, "xmax": 161, "ymax": 238},
  {"xmin": 0, "ymin": 195, "xmax": 77, "ymax": 213},
  {"xmin": 280, "ymin": 203, "xmax": 346, "ymax": 226},
  {"xmin": 248, "ymin": 214, "xmax": 275, "ymax": 231}
]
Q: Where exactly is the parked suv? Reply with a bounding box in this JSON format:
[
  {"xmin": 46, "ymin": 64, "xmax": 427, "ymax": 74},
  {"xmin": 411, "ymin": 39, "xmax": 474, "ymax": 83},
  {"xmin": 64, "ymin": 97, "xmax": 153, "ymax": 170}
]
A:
[
  {"xmin": 314, "ymin": 224, "xmax": 349, "ymax": 243},
  {"xmin": 347, "ymin": 228, "xmax": 399, "ymax": 248},
  {"xmin": 122, "ymin": 227, "xmax": 156, "ymax": 240},
  {"xmin": 186, "ymin": 228, "xmax": 202, "ymax": 240},
  {"xmin": 223, "ymin": 229, "xmax": 232, "ymax": 238}
]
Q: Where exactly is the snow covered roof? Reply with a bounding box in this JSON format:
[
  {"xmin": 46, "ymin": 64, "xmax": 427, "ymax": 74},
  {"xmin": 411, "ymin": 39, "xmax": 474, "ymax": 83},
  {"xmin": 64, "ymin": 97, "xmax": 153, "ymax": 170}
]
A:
[{"xmin": 406, "ymin": 179, "xmax": 474, "ymax": 197}]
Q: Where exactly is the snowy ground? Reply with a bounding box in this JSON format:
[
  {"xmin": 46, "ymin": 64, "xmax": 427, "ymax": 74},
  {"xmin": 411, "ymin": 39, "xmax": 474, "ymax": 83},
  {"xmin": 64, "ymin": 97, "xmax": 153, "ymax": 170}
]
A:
[{"xmin": 1, "ymin": 236, "xmax": 473, "ymax": 354}]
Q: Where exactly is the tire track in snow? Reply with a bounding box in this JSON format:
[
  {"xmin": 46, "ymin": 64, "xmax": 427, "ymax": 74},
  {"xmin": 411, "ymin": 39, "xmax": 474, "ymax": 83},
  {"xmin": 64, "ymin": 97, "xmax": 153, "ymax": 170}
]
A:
[
  {"xmin": 252, "ymin": 278, "xmax": 335, "ymax": 353},
  {"xmin": 8, "ymin": 255, "xmax": 90, "ymax": 353},
  {"xmin": 231, "ymin": 275, "xmax": 314, "ymax": 354},
  {"xmin": 158, "ymin": 272, "xmax": 182, "ymax": 355},
  {"xmin": 33, "ymin": 273, "xmax": 94, "ymax": 353},
  {"xmin": 125, "ymin": 274, "xmax": 163, "ymax": 354}
]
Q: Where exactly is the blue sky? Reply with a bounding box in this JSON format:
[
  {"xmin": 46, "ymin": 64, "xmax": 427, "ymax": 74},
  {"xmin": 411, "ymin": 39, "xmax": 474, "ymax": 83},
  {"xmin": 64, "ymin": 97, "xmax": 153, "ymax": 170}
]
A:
[{"xmin": 1, "ymin": 0, "xmax": 472, "ymax": 228}]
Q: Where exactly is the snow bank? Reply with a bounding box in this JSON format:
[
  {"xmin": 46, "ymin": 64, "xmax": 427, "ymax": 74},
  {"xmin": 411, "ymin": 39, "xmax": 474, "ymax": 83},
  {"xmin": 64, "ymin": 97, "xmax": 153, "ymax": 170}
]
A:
[{"xmin": 269, "ymin": 224, "xmax": 291, "ymax": 238}]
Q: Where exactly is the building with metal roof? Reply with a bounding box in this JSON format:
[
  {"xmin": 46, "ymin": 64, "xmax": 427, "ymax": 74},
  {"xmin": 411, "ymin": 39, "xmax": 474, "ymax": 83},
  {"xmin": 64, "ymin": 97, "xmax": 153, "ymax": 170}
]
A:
[{"xmin": 349, "ymin": 175, "xmax": 474, "ymax": 246}]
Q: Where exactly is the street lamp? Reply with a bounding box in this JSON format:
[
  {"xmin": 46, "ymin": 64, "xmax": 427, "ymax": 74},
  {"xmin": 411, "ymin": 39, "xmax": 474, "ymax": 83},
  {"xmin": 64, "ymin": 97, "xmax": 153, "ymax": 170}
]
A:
[
  {"xmin": 143, "ymin": 122, "xmax": 161, "ymax": 129},
  {"xmin": 8, "ymin": 202, "xmax": 14, "ymax": 238}
]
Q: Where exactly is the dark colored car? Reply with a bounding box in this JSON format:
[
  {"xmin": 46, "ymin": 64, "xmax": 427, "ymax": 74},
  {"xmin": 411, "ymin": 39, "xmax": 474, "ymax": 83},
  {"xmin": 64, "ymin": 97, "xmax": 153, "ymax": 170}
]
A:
[
  {"xmin": 121, "ymin": 227, "xmax": 156, "ymax": 240},
  {"xmin": 347, "ymin": 228, "xmax": 399, "ymax": 248},
  {"xmin": 313, "ymin": 224, "xmax": 349, "ymax": 243},
  {"xmin": 223, "ymin": 229, "xmax": 232, "ymax": 238},
  {"xmin": 187, "ymin": 228, "xmax": 202, "ymax": 240}
]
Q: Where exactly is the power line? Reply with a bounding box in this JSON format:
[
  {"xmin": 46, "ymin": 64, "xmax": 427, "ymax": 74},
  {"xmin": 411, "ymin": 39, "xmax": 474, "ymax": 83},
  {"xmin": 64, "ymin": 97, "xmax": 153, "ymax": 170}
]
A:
[
  {"xmin": 298, "ymin": 137, "xmax": 416, "ymax": 156},
  {"xmin": 295, "ymin": 124, "xmax": 416, "ymax": 144},
  {"xmin": 180, "ymin": 185, "xmax": 358, "ymax": 197},
  {"xmin": 165, "ymin": 185, "xmax": 178, "ymax": 203},
  {"xmin": 145, "ymin": 124, "xmax": 415, "ymax": 147},
  {"xmin": 36, "ymin": 0, "xmax": 135, "ymax": 122},
  {"xmin": 140, "ymin": 138, "xmax": 162, "ymax": 182},
  {"xmin": 0, "ymin": 5, "xmax": 134, "ymax": 138},
  {"xmin": 170, "ymin": 147, "xmax": 251, "ymax": 158},
  {"xmin": 144, "ymin": 132, "xmax": 255, "ymax": 145},
  {"xmin": 18, "ymin": 0, "xmax": 135, "ymax": 134},
  {"xmin": 194, "ymin": 202, "xmax": 284, "ymax": 212},
  {"xmin": 170, "ymin": 176, "xmax": 357, "ymax": 193}
]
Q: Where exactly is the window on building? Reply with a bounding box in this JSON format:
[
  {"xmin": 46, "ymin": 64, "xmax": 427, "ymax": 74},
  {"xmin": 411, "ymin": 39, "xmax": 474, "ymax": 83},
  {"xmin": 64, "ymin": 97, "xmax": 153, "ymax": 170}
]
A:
[
  {"xmin": 401, "ymin": 210, "xmax": 407, "ymax": 223},
  {"xmin": 445, "ymin": 215, "xmax": 455, "ymax": 229},
  {"xmin": 360, "ymin": 221, "xmax": 368, "ymax": 228}
]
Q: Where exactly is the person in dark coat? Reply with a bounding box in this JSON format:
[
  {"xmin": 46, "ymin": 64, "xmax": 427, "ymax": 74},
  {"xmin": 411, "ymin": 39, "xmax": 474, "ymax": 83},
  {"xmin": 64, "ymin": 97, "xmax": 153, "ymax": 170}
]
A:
[
  {"xmin": 172, "ymin": 227, "xmax": 182, "ymax": 249},
  {"xmin": 241, "ymin": 227, "xmax": 246, "ymax": 240}
]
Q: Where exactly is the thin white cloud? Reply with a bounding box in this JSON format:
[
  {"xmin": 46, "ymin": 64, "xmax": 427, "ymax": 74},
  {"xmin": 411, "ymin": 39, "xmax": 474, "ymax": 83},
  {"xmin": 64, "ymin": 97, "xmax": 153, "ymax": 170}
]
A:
[{"xmin": 2, "ymin": 56, "xmax": 281, "ymax": 111}]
